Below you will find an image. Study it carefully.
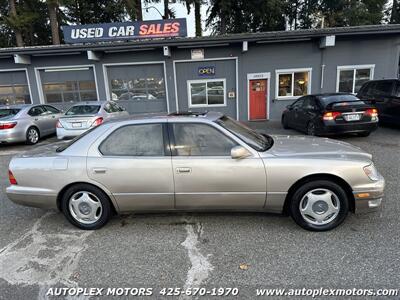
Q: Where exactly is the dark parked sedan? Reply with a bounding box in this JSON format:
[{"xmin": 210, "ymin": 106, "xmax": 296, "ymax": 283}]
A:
[{"xmin": 281, "ymin": 93, "xmax": 378, "ymax": 136}]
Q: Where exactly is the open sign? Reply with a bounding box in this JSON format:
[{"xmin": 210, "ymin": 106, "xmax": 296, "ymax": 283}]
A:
[{"xmin": 198, "ymin": 66, "xmax": 216, "ymax": 76}]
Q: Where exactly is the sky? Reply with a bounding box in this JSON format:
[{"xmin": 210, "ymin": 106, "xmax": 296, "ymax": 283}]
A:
[{"xmin": 142, "ymin": 1, "xmax": 211, "ymax": 37}]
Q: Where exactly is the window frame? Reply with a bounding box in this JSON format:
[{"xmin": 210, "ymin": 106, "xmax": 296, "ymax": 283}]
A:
[
  {"xmin": 168, "ymin": 122, "xmax": 239, "ymax": 157},
  {"xmin": 187, "ymin": 78, "xmax": 227, "ymax": 108},
  {"xmin": 98, "ymin": 122, "xmax": 170, "ymax": 157},
  {"xmin": 275, "ymin": 68, "xmax": 312, "ymax": 100},
  {"xmin": 336, "ymin": 64, "xmax": 375, "ymax": 94}
]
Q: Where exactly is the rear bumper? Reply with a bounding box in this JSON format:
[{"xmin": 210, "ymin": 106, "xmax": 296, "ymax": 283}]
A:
[
  {"xmin": 0, "ymin": 128, "xmax": 26, "ymax": 144},
  {"xmin": 57, "ymin": 127, "xmax": 88, "ymax": 139},
  {"xmin": 353, "ymin": 175, "xmax": 385, "ymax": 213},
  {"xmin": 320, "ymin": 121, "xmax": 378, "ymax": 135},
  {"xmin": 6, "ymin": 185, "xmax": 58, "ymax": 209}
]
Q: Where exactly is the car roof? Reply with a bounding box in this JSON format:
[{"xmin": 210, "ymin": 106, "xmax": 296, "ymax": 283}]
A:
[
  {"xmin": 104, "ymin": 111, "xmax": 224, "ymax": 125},
  {"xmin": 0, "ymin": 104, "xmax": 35, "ymax": 109},
  {"xmin": 69, "ymin": 101, "xmax": 106, "ymax": 106},
  {"xmin": 364, "ymin": 78, "xmax": 400, "ymax": 83}
]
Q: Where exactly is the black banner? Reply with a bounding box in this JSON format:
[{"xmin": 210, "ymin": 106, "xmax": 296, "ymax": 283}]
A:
[{"xmin": 62, "ymin": 19, "xmax": 187, "ymax": 43}]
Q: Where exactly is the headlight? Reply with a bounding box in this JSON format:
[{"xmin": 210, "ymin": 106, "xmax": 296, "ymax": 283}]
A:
[{"xmin": 363, "ymin": 164, "xmax": 380, "ymax": 181}]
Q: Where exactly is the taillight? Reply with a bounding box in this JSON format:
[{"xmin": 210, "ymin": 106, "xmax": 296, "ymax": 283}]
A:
[
  {"xmin": 8, "ymin": 170, "xmax": 17, "ymax": 185},
  {"xmin": 323, "ymin": 111, "xmax": 341, "ymax": 121},
  {"xmin": 56, "ymin": 120, "xmax": 63, "ymax": 128},
  {"xmin": 91, "ymin": 117, "xmax": 103, "ymax": 127},
  {"xmin": 365, "ymin": 108, "xmax": 378, "ymax": 117},
  {"xmin": 0, "ymin": 122, "xmax": 17, "ymax": 130}
]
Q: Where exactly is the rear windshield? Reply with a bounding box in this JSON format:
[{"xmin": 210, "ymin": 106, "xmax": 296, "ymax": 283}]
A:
[
  {"xmin": 56, "ymin": 126, "xmax": 97, "ymax": 152},
  {"xmin": 0, "ymin": 108, "xmax": 20, "ymax": 118},
  {"xmin": 320, "ymin": 95, "xmax": 365, "ymax": 107},
  {"xmin": 65, "ymin": 105, "xmax": 100, "ymax": 116}
]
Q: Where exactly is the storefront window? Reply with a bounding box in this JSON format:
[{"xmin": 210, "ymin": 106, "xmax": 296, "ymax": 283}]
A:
[
  {"xmin": 43, "ymin": 80, "xmax": 97, "ymax": 103},
  {"xmin": 189, "ymin": 79, "xmax": 225, "ymax": 107},
  {"xmin": 0, "ymin": 84, "xmax": 31, "ymax": 105},
  {"xmin": 110, "ymin": 77, "xmax": 165, "ymax": 101},
  {"xmin": 337, "ymin": 66, "xmax": 373, "ymax": 94},
  {"xmin": 277, "ymin": 69, "xmax": 311, "ymax": 98}
]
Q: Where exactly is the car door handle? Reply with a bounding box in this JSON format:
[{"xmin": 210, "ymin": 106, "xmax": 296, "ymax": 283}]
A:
[
  {"xmin": 176, "ymin": 167, "xmax": 191, "ymax": 174},
  {"xmin": 93, "ymin": 168, "xmax": 107, "ymax": 174}
]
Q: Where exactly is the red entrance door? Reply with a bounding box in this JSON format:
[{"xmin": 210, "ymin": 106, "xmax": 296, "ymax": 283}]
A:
[{"xmin": 249, "ymin": 79, "xmax": 267, "ymax": 120}]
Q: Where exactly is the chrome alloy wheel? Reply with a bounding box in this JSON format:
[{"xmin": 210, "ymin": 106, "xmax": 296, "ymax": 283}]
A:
[
  {"xmin": 299, "ymin": 188, "xmax": 340, "ymax": 226},
  {"xmin": 28, "ymin": 128, "xmax": 39, "ymax": 144},
  {"xmin": 68, "ymin": 191, "xmax": 103, "ymax": 225}
]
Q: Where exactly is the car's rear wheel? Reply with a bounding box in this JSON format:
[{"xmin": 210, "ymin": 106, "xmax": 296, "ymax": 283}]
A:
[
  {"xmin": 289, "ymin": 180, "xmax": 349, "ymax": 231},
  {"xmin": 282, "ymin": 115, "xmax": 290, "ymax": 129},
  {"xmin": 61, "ymin": 184, "xmax": 112, "ymax": 230},
  {"xmin": 26, "ymin": 127, "xmax": 40, "ymax": 145}
]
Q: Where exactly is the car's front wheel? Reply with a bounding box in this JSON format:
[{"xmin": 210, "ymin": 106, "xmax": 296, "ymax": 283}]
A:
[
  {"xmin": 289, "ymin": 180, "xmax": 349, "ymax": 231},
  {"xmin": 61, "ymin": 184, "xmax": 112, "ymax": 230},
  {"xmin": 282, "ymin": 115, "xmax": 290, "ymax": 129}
]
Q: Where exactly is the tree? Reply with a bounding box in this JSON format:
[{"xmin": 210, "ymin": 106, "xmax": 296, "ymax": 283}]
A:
[
  {"xmin": 47, "ymin": 0, "xmax": 60, "ymax": 44},
  {"xmin": 125, "ymin": 0, "xmax": 143, "ymax": 21},
  {"xmin": 63, "ymin": 0, "xmax": 127, "ymax": 24},
  {"xmin": 183, "ymin": 0, "xmax": 204, "ymax": 36},
  {"xmin": 7, "ymin": 0, "xmax": 24, "ymax": 46},
  {"xmin": 207, "ymin": 0, "xmax": 285, "ymax": 34},
  {"xmin": 390, "ymin": 0, "xmax": 400, "ymax": 23}
]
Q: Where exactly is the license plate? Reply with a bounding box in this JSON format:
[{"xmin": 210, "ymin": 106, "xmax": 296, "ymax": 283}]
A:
[
  {"xmin": 344, "ymin": 114, "xmax": 361, "ymax": 121},
  {"xmin": 72, "ymin": 122, "xmax": 82, "ymax": 128}
]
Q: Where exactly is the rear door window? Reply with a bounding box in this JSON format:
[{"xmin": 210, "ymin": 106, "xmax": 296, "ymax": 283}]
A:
[
  {"xmin": 28, "ymin": 106, "xmax": 46, "ymax": 116},
  {"xmin": 99, "ymin": 124, "xmax": 165, "ymax": 156},
  {"xmin": 44, "ymin": 105, "xmax": 61, "ymax": 114}
]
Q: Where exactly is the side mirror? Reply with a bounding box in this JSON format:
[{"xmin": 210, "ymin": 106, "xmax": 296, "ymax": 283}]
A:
[
  {"xmin": 286, "ymin": 105, "xmax": 292, "ymax": 110},
  {"xmin": 231, "ymin": 146, "xmax": 251, "ymax": 159}
]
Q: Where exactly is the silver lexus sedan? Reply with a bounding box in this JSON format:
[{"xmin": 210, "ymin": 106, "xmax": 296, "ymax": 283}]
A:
[
  {"xmin": 6, "ymin": 112, "xmax": 385, "ymax": 231},
  {"xmin": 0, "ymin": 104, "xmax": 63, "ymax": 144}
]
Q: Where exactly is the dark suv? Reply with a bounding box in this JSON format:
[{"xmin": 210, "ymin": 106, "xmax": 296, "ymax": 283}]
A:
[{"xmin": 357, "ymin": 79, "xmax": 400, "ymax": 126}]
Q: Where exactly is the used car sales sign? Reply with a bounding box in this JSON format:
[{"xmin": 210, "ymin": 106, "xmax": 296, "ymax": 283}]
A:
[{"xmin": 62, "ymin": 19, "xmax": 187, "ymax": 43}]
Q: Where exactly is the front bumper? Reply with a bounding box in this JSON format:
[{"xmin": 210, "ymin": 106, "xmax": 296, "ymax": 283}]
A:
[
  {"xmin": 6, "ymin": 185, "xmax": 58, "ymax": 209},
  {"xmin": 353, "ymin": 175, "xmax": 385, "ymax": 213}
]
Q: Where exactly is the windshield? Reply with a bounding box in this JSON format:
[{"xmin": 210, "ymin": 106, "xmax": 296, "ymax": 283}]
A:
[
  {"xmin": 0, "ymin": 108, "xmax": 20, "ymax": 118},
  {"xmin": 66, "ymin": 105, "xmax": 100, "ymax": 116},
  {"xmin": 215, "ymin": 116, "xmax": 273, "ymax": 151}
]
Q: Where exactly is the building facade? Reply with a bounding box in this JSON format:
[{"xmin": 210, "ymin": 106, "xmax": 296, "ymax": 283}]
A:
[{"xmin": 0, "ymin": 25, "xmax": 399, "ymax": 121}]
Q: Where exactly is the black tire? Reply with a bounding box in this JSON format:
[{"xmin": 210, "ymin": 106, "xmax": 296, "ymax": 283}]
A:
[
  {"xmin": 306, "ymin": 121, "xmax": 316, "ymax": 136},
  {"xmin": 282, "ymin": 115, "xmax": 290, "ymax": 129},
  {"xmin": 289, "ymin": 180, "xmax": 349, "ymax": 231},
  {"xmin": 61, "ymin": 183, "xmax": 112, "ymax": 230},
  {"xmin": 26, "ymin": 126, "xmax": 40, "ymax": 145},
  {"xmin": 357, "ymin": 131, "xmax": 371, "ymax": 137}
]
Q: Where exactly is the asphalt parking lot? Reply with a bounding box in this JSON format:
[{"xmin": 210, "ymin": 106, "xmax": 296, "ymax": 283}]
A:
[{"xmin": 0, "ymin": 123, "xmax": 399, "ymax": 299}]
